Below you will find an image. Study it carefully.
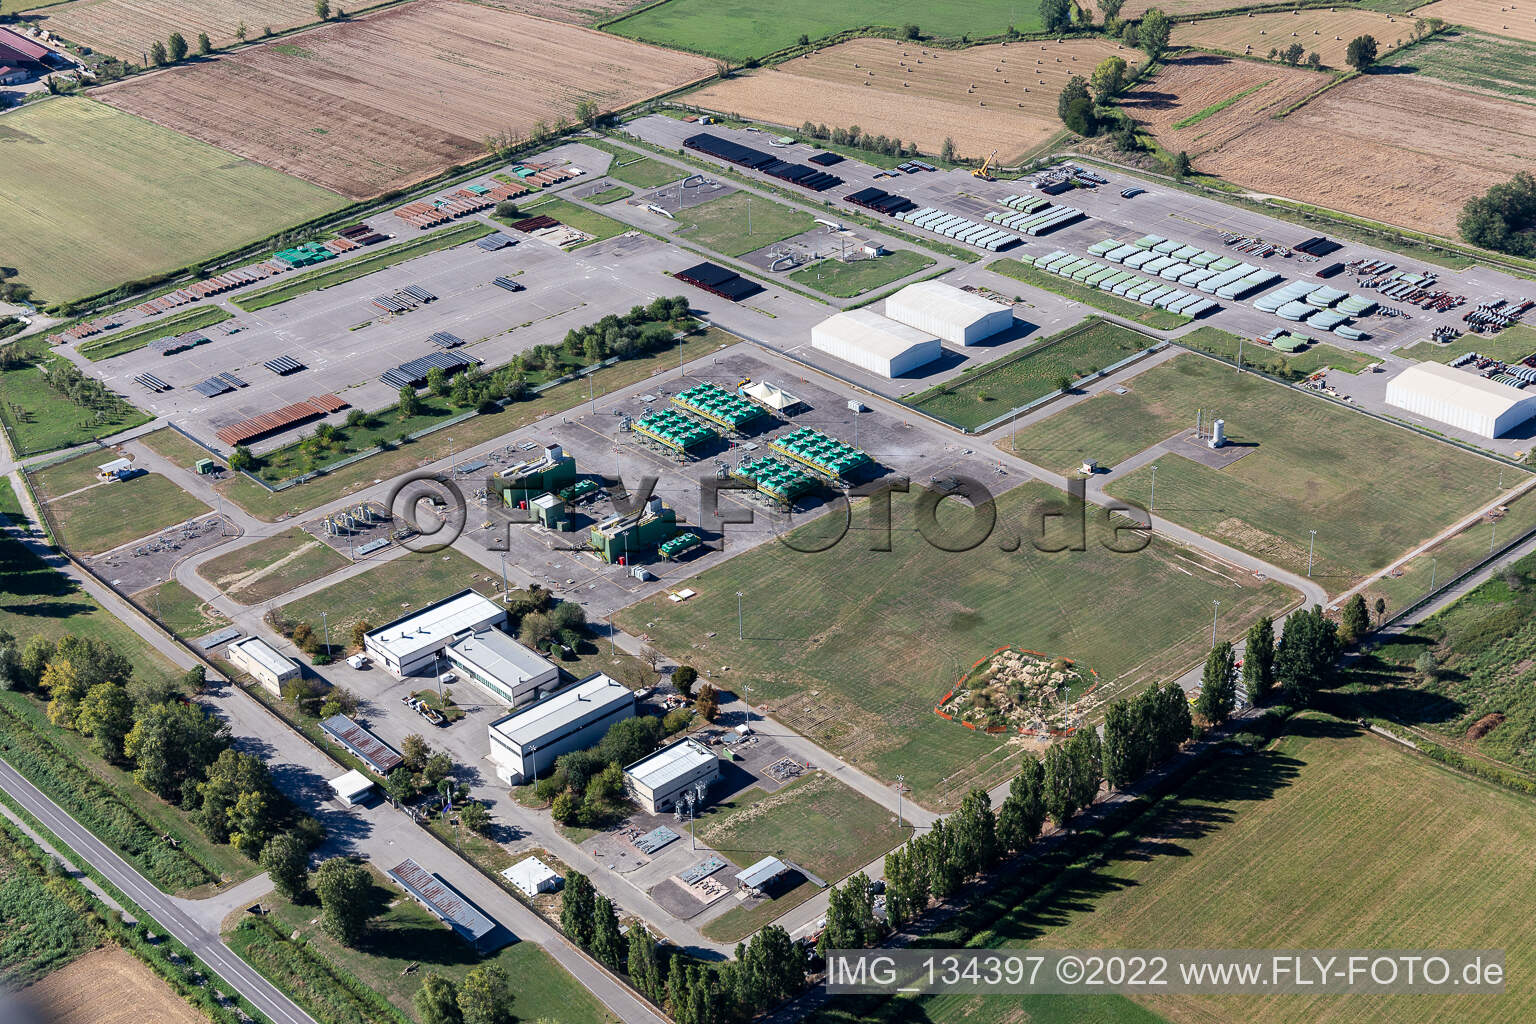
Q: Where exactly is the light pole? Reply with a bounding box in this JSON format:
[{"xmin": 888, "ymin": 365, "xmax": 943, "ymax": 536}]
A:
[
  {"xmin": 1429, "ymin": 557, "xmax": 1437, "ymax": 595},
  {"xmin": 1211, "ymin": 600, "xmax": 1220, "ymax": 647},
  {"xmin": 500, "ymin": 554, "xmax": 510, "ymax": 604},
  {"xmin": 435, "ymin": 650, "xmax": 445, "ymax": 701},
  {"xmin": 895, "ymin": 775, "xmax": 904, "ymax": 831},
  {"xmin": 589, "ymin": 371, "xmax": 596, "ymax": 415},
  {"xmin": 448, "ymin": 437, "xmax": 456, "ymax": 477},
  {"xmin": 1491, "ymin": 517, "xmax": 1498, "ymax": 555},
  {"xmin": 1307, "ymin": 530, "xmax": 1317, "ymax": 578},
  {"xmin": 1149, "ymin": 464, "xmax": 1158, "ymax": 514},
  {"xmin": 737, "ymin": 590, "xmax": 744, "ymax": 641},
  {"xmin": 322, "ymin": 611, "xmax": 330, "ymax": 659}
]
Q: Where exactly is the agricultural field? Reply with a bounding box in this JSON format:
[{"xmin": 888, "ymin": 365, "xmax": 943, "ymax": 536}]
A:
[
  {"xmin": 671, "ymin": 191, "xmax": 817, "ymax": 257},
  {"xmin": 1417, "ymin": 0, "xmax": 1536, "ymax": 44},
  {"xmin": 0, "ymin": 97, "xmax": 343, "ymax": 304},
  {"xmin": 1170, "ymin": 8, "xmax": 1421, "ymax": 69},
  {"xmin": 821, "ymin": 717, "xmax": 1536, "ymax": 1024},
  {"xmin": 616, "ymin": 480, "xmax": 1297, "ymax": 808},
  {"xmin": 43, "ymin": 471, "xmax": 211, "ymax": 556},
  {"xmin": 1122, "ymin": 53, "xmax": 1328, "ymax": 157},
  {"xmin": 1007, "ymin": 353, "xmax": 1510, "ymax": 590},
  {"xmin": 34, "ymin": 0, "xmax": 321, "ymax": 60},
  {"xmin": 20, "ymin": 946, "xmax": 207, "ymax": 1024},
  {"xmin": 1197, "ymin": 74, "xmax": 1536, "ymax": 237},
  {"xmin": 606, "ymin": 0, "xmax": 1041, "ymax": 63},
  {"xmin": 197, "ymin": 527, "xmax": 348, "ymax": 605},
  {"xmin": 788, "ymin": 250, "xmax": 934, "ymax": 297},
  {"xmin": 700, "ymin": 772, "xmax": 909, "ymax": 941},
  {"xmin": 480, "ymin": 0, "xmax": 650, "ymax": 23},
  {"xmin": 685, "ymin": 37, "xmax": 1129, "ymax": 163},
  {"xmin": 1402, "ymin": 29, "xmax": 1536, "ymax": 104},
  {"xmin": 906, "ymin": 319, "xmax": 1158, "ymax": 430},
  {"xmin": 97, "ymin": 0, "xmax": 715, "ymax": 199},
  {"xmin": 279, "ymin": 547, "xmax": 499, "ymax": 645}
]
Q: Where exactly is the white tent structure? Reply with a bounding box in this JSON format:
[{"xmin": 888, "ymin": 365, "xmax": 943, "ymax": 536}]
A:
[
  {"xmin": 502, "ymin": 856, "xmax": 562, "ymax": 896},
  {"xmin": 1385, "ymin": 362, "xmax": 1536, "ymax": 439},
  {"xmin": 811, "ymin": 309, "xmax": 941, "ymax": 378},
  {"xmin": 884, "ymin": 281, "xmax": 1013, "ymax": 346}
]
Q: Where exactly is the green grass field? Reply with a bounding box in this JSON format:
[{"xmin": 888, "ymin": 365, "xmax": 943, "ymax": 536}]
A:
[
  {"xmin": 198, "ymin": 528, "xmax": 348, "ymax": 606},
  {"xmin": 232, "ymin": 865, "xmax": 608, "ymax": 1024},
  {"xmin": 698, "ymin": 772, "xmax": 909, "ymax": 941},
  {"xmin": 1178, "ymin": 325, "xmax": 1376, "ymax": 377},
  {"xmin": 1007, "ymin": 353, "xmax": 1513, "ymax": 591},
  {"xmin": 787, "ymin": 250, "xmax": 935, "ymax": 297},
  {"xmin": 1394, "ymin": 322, "xmax": 1536, "ymax": 365},
  {"xmin": 0, "ymin": 817, "xmax": 101, "ymax": 985},
  {"xmin": 616, "ymin": 480, "xmax": 1297, "ymax": 808},
  {"xmin": 906, "ymin": 319, "xmax": 1156, "ymax": 429},
  {"xmin": 0, "ymin": 98, "xmax": 344, "ymax": 305},
  {"xmin": 588, "ymin": 184, "xmax": 635, "ymax": 204},
  {"xmin": 605, "ymin": 0, "xmax": 1039, "ymax": 61},
  {"xmin": 1403, "ymin": 30, "xmax": 1536, "ymax": 103},
  {"xmin": 513, "ymin": 198, "xmax": 630, "ymax": 249},
  {"xmin": 78, "ymin": 306, "xmax": 233, "ymax": 362},
  {"xmin": 280, "ymin": 548, "xmax": 498, "ymax": 643},
  {"xmin": 46, "ymin": 472, "xmax": 210, "ymax": 556},
  {"xmin": 0, "ymin": 336, "xmax": 152, "ymax": 457},
  {"xmin": 819, "ymin": 717, "xmax": 1536, "ymax": 1024},
  {"xmin": 137, "ymin": 579, "xmax": 230, "ymax": 638},
  {"xmin": 233, "ymin": 223, "xmax": 494, "ymax": 312},
  {"xmin": 31, "ymin": 451, "xmax": 113, "ymax": 501},
  {"xmin": 988, "ymin": 258, "xmax": 1192, "ymax": 330},
  {"xmin": 672, "ymin": 191, "xmax": 817, "ymax": 257}
]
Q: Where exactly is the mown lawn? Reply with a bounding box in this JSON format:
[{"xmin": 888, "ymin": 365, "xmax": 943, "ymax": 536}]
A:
[
  {"xmin": 198, "ymin": 528, "xmax": 348, "ymax": 606},
  {"xmin": 1178, "ymin": 325, "xmax": 1375, "ymax": 376},
  {"xmin": 46, "ymin": 472, "xmax": 210, "ymax": 556},
  {"xmin": 510, "ymin": 199, "xmax": 630, "ymax": 248},
  {"xmin": 671, "ymin": 191, "xmax": 817, "ymax": 257},
  {"xmin": 0, "ymin": 337, "xmax": 151, "ymax": 458},
  {"xmin": 137, "ymin": 579, "xmax": 230, "ymax": 638},
  {"xmin": 279, "ymin": 548, "xmax": 498, "ymax": 644},
  {"xmin": 78, "ymin": 306, "xmax": 233, "ymax": 362},
  {"xmin": 1394, "ymin": 322, "xmax": 1536, "ymax": 365},
  {"xmin": 988, "ymin": 258, "xmax": 1192, "ymax": 330},
  {"xmin": 788, "ymin": 250, "xmax": 935, "ymax": 297}
]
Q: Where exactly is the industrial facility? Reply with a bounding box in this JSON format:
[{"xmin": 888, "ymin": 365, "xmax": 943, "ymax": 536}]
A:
[
  {"xmin": 810, "ymin": 308, "xmax": 942, "ymax": 378},
  {"xmin": 497, "ymin": 443, "xmax": 576, "ymax": 507},
  {"xmin": 590, "ymin": 496, "xmax": 679, "ymax": 564},
  {"xmin": 1385, "ymin": 362, "xmax": 1536, "ymax": 439},
  {"xmin": 225, "ymin": 636, "xmax": 300, "ymax": 696},
  {"xmin": 768, "ymin": 426, "xmax": 871, "ymax": 481},
  {"xmin": 363, "ymin": 589, "xmax": 508, "ymax": 677},
  {"xmin": 444, "ymin": 628, "xmax": 560, "ymax": 707},
  {"xmin": 623, "ymin": 737, "xmax": 720, "ymax": 814},
  {"xmin": 884, "ymin": 281, "xmax": 1014, "ymax": 347},
  {"xmin": 671, "ymin": 381, "xmax": 767, "ymax": 432},
  {"xmin": 487, "ymin": 673, "xmax": 636, "ymax": 785}
]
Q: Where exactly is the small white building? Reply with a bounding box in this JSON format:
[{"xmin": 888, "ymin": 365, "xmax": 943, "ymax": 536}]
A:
[
  {"xmin": 444, "ymin": 628, "xmax": 559, "ymax": 708},
  {"xmin": 624, "ymin": 737, "xmax": 720, "ymax": 814},
  {"xmin": 96, "ymin": 457, "xmax": 135, "ymax": 481},
  {"xmin": 502, "ymin": 856, "xmax": 562, "ymax": 896},
  {"xmin": 1385, "ymin": 361, "xmax": 1536, "ymax": 439},
  {"xmin": 735, "ymin": 855, "xmax": 793, "ymax": 894},
  {"xmin": 226, "ymin": 636, "xmax": 300, "ymax": 696},
  {"xmin": 811, "ymin": 309, "xmax": 941, "ymax": 379},
  {"xmin": 487, "ymin": 674, "xmax": 635, "ymax": 785},
  {"xmin": 363, "ymin": 589, "xmax": 507, "ymax": 678},
  {"xmin": 328, "ymin": 769, "xmax": 376, "ymax": 807},
  {"xmin": 884, "ymin": 281, "xmax": 1013, "ymax": 347}
]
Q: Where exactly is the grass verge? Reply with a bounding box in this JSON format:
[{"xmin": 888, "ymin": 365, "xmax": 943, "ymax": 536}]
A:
[
  {"xmin": 788, "ymin": 250, "xmax": 935, "ymax": 297},
  {"xmin": 78, "ymin": 306, "xmax": 234, "ymax": 362},
  {"xmin": 987, "ymin": 258, "xmax": 1191, "ymax": 330}
]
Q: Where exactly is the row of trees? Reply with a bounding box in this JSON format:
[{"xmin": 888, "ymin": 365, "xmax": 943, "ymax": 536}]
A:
[
  {"xmin": 0, "ymin": 630, "xmax": 320, "ymax": 865},
  {"xmin": 797, "ymin": 123, "xmax": 920, "ymax": 159},
  {"xmin": 1460, "ymin": 172, "xmax": 1536, "ymax": 259},
  {"xmin": 38, "ymin": 356, "xmax": 141, "ymax": 426},
  {"xmin": 413, "ymin": 964, "xmax": 517, "ymax": 1024}
]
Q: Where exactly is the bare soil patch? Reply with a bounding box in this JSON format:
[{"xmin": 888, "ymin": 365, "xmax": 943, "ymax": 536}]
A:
[
  {"xmin": 1123, "ymin": 52, "xmax": 1328, "ymax": 157},
  {"xmin": 1467, "ymin": 712, "xmax": 1506, "ymax": 741},
  {"xmin": 686, "ymin": 36, "xmax": 1130, "ymax": 163},
  {"xmin": 21, "ymin": 946, "xmax": 206, "ymax": 1024},
  {"xmin": 1199, "ymin": 74, "xmax": 1536, "ymax": 236},
  {"xmin": 95, "ymin": 0, "xmax": 714, "ymax": 198},
  {"xmin": 475, "ymin": 0, "xmax": 653, "ymax": 25}
]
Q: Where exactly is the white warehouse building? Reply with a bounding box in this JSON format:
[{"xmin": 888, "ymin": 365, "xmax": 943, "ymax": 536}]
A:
[
  {"xmin": 811, "ymin": 308, "xmax": 941, "ymax": 378},
  {"xmin": 363, "ymin": 590, "xmax": 508, "ymax": 678},
  {"xmin": 624, "ymin": 737, "xmax": 720, "ymax": 814},
  {"xmin": 1385, "ymin": 362, "xmax": 1536, "ymax": 439},
  {"xmin": 884, "ymin": 280, "xmax": 1014, "ymax": 346},
  {"xmin": 487, "ymin": 674, "xmax": 635, "ymax": 785}
]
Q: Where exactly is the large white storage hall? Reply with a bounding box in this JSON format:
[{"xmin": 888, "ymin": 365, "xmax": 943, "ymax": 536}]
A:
[
  {"xmin": 884, "ymin": 280, "xmax": 1013, "ymax": 346},
  {"xmin": 810, "ymin": 308, "xmax": 941, "ymax": 378}
]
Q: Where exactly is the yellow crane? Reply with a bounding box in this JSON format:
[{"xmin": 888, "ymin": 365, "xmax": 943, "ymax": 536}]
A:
[{"xmin": 972, "ymin": 149, "xmax": 997, "ymax": 181}]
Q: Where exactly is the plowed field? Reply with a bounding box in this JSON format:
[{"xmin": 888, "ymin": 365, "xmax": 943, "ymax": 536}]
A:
[
  {"xmin": 95, "ymin": 0, "xmax": 714, "ymax": 198},
  {"xmin": 687, "ymin": 36, "xmax": 1130, "ymax": 163},
  {"xmin": 1123, "ymin": 52, "xmax": 1328, "ymax": 156}
]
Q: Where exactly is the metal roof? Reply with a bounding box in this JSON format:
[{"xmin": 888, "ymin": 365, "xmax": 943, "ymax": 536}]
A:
[
  {"xmin": 320, "ymin": 714, "xmax": 403, "ymax": 774},
  {"xmin": 488, "ymin": 674, "xmax": 633, "ymax": 750},
  {"xmin": 230, "ymin": 636, "xmax": 297, "ymax": 677},
  {"xmin": 328, "ymin": 769, "xmax": 374, "ymax": 802},
  {"xmin": 386, "ymin": 858, "xmax": 495, "ymax": 944},
  {"xmin": 1388, "ymin": 362, "xmax": 1535, "ymax": 417},
  {"xmin": 447, "ymin": 628, "xmax": 555, "ymax": 687},
  {"xmin": 735, "ymin": 856, "xmax": 791, "ymax": 889},
  {"xmin": 814, "ymin": 309, "xmax": 940, "ymax": 361},
  {"xmin": 624, "ymin": 737, "xmax": 716, "ymax": 791},
  {"xmin": 364, "ymin": 589, "xmax": 505, "ymax": 663},
  {"xmin": 0, "ymin": 27, "xmax": 51, "ymax": 62},
  {"xmin": 886, "ymin": 280, "xmax": 1010, "ymax": 323}
]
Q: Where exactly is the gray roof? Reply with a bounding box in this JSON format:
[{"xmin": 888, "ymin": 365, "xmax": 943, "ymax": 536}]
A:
[
  {"xmin": 320, "ymin": 714, "xmax": 403, "ymax": 774},
  {"xmin": 625, "ymin": 737, "xmax": 716, "ymax": 791},
  {"xmin": 387, "ymin": 859, "xmax": 495, "ymax": 944},
  {"xmin": 448, "ymin": 628, "xmax": 555, "ymax": 687},
  {"xmin": 735, "ymin": 856, "xmax": 791, "ymax": 889},
  {"xmin": 488, "ymin": 674, "xmax": 634, "ymax": 749}
]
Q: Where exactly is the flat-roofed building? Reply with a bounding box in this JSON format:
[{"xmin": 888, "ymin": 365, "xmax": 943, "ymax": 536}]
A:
[
  {"xmin": 624, "ymin": 737, "xmax": 720, "ymax": 814},
  {"xmin": 328, "ymin": 769, "xmax": 376, "ymax": 807},
  {"xmin": 487, "ymin": 674, "xmax": 635, "ymax": 785},
  {"xmin": 503, "ymin": 856, "xmax": 562, "ymax": 897},
  {"xmin": 444, "ymin": 628, "xmax": 559, "ymax": 708},
  {"xmin": 363, "ymin": 589, "xmax": 507, "ymax": 678},
  {"xmin": 226, "ymin": 636, "xmax": 300, "ymax": 696}
]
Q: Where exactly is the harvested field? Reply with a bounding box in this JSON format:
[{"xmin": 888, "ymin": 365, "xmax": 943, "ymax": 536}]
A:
[
  {"xmin": 1096, "ymin": 0, "xmax": 1260, "ymax": 15},
  {"xmin": 1417, "ymin": 0, "xmax": 1536, "ymax": 44},
  {"xmin": 36, "ymin": 0, "xmax": 319, "ymax": 60},
  {"xmin": 20, "ymin": 946, "xmax": 206, "ymax": 1024},
  {"xmin": 1199, "ymin": 74, "xmax": 1536, "ymax": 237},
  {"xmin": 685, "ymin": 37, "xmax": 1131, "ymax": 163},
  {"xmin": 1403, "ymin": 29, "xmax": 1536, "ymax": 104},
  {"xmin": 96, "ymin": 0, "xmax": 715, "ymax": 199},
  {"xmin": 477, "ymin": 0, "xmax": 652, "ymax": 24},
  {"xmin": 1172, "ymin": 8, "xmax": 1421, "ymax": 68},
  {"xmin": 0, "ymin": 97, "xmax": 342, "ymax": 304},
  {"xmin": 1123, "ymin": 52, "xmax": 1328, "ymax": 157}
]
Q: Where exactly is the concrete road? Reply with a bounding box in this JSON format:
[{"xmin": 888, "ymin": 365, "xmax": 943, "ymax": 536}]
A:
[{"xmin": 0, "ymin": 756, "xmax": 320, "ymax": 1024}]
